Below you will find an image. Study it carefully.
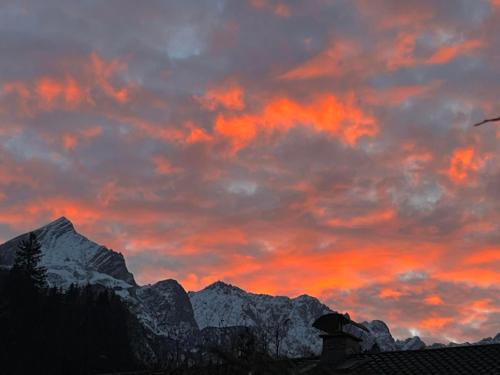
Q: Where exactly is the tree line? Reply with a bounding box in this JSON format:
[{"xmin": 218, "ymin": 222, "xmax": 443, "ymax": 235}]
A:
[{"xmin": 0, "ymin": 233, "xmax": 137, "ymax": 375}]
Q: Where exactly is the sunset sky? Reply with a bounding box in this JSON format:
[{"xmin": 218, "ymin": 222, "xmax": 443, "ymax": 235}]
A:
[{"xmin": 1, "ymin": 0, "xmax": 499, "ymax": 344}]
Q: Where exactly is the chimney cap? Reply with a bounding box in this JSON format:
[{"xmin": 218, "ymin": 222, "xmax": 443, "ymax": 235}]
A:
[{"xmin": 313, "ymin": 312, "xmax": 369, "ymax": 334}]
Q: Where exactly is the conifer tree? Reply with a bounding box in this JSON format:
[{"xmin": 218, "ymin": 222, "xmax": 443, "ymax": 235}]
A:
[{"xmin": 12, "ymin": 232, "xmax": 47, "ymax": 289}]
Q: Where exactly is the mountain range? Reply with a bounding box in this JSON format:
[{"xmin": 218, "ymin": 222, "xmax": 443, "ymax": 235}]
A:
[{"xmin": 0, "ymin": 217, "xmax": 497, "ymax": 361}]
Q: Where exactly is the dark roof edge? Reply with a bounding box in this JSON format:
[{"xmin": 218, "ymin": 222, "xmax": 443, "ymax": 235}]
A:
[{"xmin": 361, "ymin": 342, "xmax": 500, "ymax": 357}]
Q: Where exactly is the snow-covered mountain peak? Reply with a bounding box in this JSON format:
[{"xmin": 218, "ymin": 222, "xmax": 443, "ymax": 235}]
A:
[
  {"xmin": 202, "ymin": 280, "xmax": 246, "ymax": 294},
  {"xmin": 42, "ymin": 216, "xmax": 75, "ymax": 235},
  {"xmin": 0, "ymin": 217, "xmax": 135, "ymax": 289},
  {"xmin": 149, "ymin": 279, "xmax": 186, "ymax": 297},
  {"xmin": 189, "ymin": 283, "xmax": 334, "ymax": 357},
  {"xmin": 292, "ymin": 294, "xmax": 322, "ymax": 304}
]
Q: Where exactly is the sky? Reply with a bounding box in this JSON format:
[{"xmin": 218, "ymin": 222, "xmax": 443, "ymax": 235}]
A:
[{"xmin": 0, "ymin": 0, "xmax": 499, "ymax": 344}]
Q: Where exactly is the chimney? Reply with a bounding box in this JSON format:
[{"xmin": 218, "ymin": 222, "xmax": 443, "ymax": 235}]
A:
[{"xmin": 313, "ymin": 313, "xmax": 367, "ymax": 365}]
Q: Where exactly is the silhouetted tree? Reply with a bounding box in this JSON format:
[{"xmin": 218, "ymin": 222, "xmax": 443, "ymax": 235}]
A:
[
  {"xmin": 11, "ymin": 232, "xmax": 47, "ymax": 289},
  {"xmin": 0, "ymin": 279, "xmax": 138, "ymax": 374}
]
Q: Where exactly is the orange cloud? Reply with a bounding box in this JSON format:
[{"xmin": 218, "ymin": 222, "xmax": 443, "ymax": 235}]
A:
[
  {"xmin": 385, "ymin": 31, "xmax": 419, "ymax": 71},
  {"xmin": 420, "ymin": 316, "xmax": 453, "ymax": 329},
  {"xmin": 80, "ymin": 126, "xmax": 103, "ymax": 138},
  {"xmin": 34, "ymin": 76, "xmax": 87, "ymax": 110},
  {"xmin": 152, "ymin": 155, "xmax": 179, "ymax": 175},
  {"xmin": 471, "ymin": 299, "xmax": 496, "ymax": 313},
  {"xmin": 446, "ymin": 147, "xmax": 480, "ymax": 183},
  {"xmin": 426, "ymin": 39, "xmax": 482, "ymax": 65},
  {"xmin": 280, "ymin": 40, "xmax": 359, "ymax": 80},
  {"xmin": 60, "ymin": 126, "xmax": 103, "ymax": 150},
  {"xmin": 243, "ymin": 244, "xmax": 435, "ymax": 295},
  {"xmin": 62, "ymin": 134, "xmax": 77, "ymax": 150},
  {"xmin": 279, "ymin": 32, "xmax": 420, "ymax": 80},
  {"xmin": 186, "ymin": 227, "xmax": 249, "ymax": 249},
  {"xmin": 35, "ymin": 77, "xmax": 63, "ymax": 109},
  {"xmin": 385, "ymin": 35, "xmax": 482, "ymax": 70},
  {"xmin": 197, "ymin": 82, "xmax": 245, "ymax": 111},
  {"xmin": 3, "ymin": 52, "xmax": 130, "ymax": 115},
  {"xmin": 424, "ymin": 295, "xmax": 444, "ymax": 305},
  {"xmin": 63, "ymin": 76, "xmax": 85, "ymax": 108},
  {"xmin": 185, "ymin": 124, "xmax": 212, "ymax": 144},
  {"xmin": 131, "ymin": 229, "xmax": 443, "ymax": 297},
  {"xmin": 464, "ymin": 248, "xmax": 500, "ymax": 266},
  {"xmin": 328, "ymin": 209, "xmax": 396, "ymax": 228},
  {"xmin": 112, "ymin": 115, "xmax": 185, "ymax": 143},
  {"xmin": 281, "ymin": 32, "xmax": 481, "ymax": 82},
  {"xmin": 363, "ymin": 80, "xmax": 442, "ymax": 106},
  {"xmin": 436, "ymin": 268, "xmax": 500, "ymax": 286},
  {"xmin": 215, "ymin": 113, "xmax": 258, "ymax": 153},
  {"xmin": 215, "ymin": 94, "xmax": 377, "ymax": 153},
  {"xmin": 90, "ymin": 52, "xmax": 129, "ymax": 103},
  {"xmin": 0, "ymin": 198, "xmax": 104, "ymax": 233},
  {"xmin": 3, "ymin": 82, "xmax": 31, "ymax": 99},
  {"xmin": 379, "ymin": 288, "xmax": 404, "ymax": 299}
]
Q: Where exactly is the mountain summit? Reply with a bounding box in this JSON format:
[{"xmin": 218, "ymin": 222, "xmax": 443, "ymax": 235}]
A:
[
  {"xmin": 189, "ymin": 280, "xmax": 333, "ymax": 357},
  {"xmin": 0, "ymin": 217, "xmax": 136, "ymax": 288}
]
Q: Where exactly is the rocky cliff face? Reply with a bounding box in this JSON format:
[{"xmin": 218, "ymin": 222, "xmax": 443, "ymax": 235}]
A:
[
  {"xmin": 133, "ymin": 279, "xmax": 199, "ymax": 340},
  {"xmin": 88, "ymin": 247, "xmax": 136, "ymax": 286},
  {"xmin": 354, "ymin": 320, "xmax": 397, "ymax": 351}
]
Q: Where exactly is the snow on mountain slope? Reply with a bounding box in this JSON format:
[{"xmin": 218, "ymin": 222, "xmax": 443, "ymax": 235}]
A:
[
  {"xmin": 132, "ymin": 279, "xmax": 199, "ymax": 340},
  {"xmin": 0, "ymin": 217, "xmax": 135, "ymax": 290},
  {"xmin": 0, "ymin": 217, "xmax": 199, "ymax": 346},
  {"xmin": 354, "ymin": 320, "xmax": 397, "ymax": 352},
  {"xmin": 396, "ymin": 336, "xmax": 426, "ymax": 350},
  {"xmin": 188, "ymin": 281, "xmax": 333, "ymax": 357}
]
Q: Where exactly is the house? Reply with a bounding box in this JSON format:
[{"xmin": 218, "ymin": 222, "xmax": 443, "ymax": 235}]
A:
[{"xmin": 309, "ymin": 313, "xmax": 500, "ymax": 374}]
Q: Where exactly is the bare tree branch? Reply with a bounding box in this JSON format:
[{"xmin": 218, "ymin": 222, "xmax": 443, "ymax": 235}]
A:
[{"xmin": 473, "ymin": 116, "xmax": 500, "ymax": 127}]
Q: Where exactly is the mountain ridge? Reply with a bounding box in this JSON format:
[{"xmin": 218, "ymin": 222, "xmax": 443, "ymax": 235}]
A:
[{"xmin": 0, "ymin": 217, "xmax": 497, "ymax": 359}]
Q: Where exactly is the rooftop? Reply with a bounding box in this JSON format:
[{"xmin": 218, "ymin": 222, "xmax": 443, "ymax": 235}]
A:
[{"xmin": 313, "ymin": 343, "xmax": 500, "ymax": 375}]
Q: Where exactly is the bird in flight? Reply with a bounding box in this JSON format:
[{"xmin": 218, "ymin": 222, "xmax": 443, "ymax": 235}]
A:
[{"xmin": 473, "ymin": 116, "xmax": 500, "ymax": 127}]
